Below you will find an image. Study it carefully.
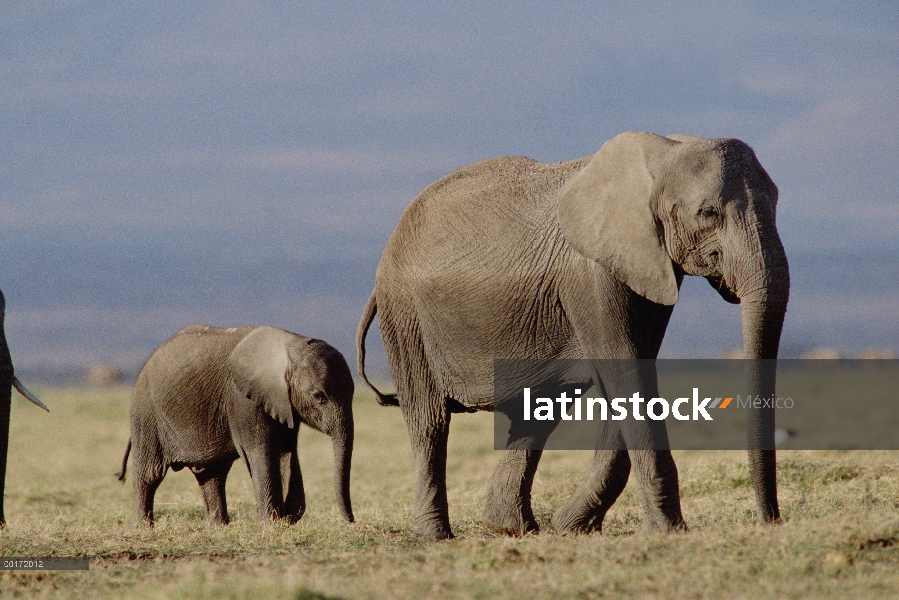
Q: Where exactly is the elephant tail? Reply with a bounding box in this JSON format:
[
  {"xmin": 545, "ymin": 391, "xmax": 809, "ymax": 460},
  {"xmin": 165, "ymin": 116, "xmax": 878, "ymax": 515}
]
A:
[
  {"xmin": 116, "ymin": 438, "xmax": 131, "ymax": 482},
  {"xmin": 356, "ymin": 292, "xmax": 399, "ymax": 407}
]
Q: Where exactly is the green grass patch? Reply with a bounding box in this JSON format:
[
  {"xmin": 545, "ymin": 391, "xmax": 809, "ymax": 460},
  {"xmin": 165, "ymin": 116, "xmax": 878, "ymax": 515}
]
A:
[{"xmin": 0, "ymin": 385, "xmax": 897, "ymax": 598}]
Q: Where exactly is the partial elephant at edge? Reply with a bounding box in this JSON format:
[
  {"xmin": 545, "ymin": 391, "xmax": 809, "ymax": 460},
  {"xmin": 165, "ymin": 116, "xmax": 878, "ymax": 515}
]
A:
[{"xmin": 0, "ymin": 287, "xmax": 48, "ymax": 527}]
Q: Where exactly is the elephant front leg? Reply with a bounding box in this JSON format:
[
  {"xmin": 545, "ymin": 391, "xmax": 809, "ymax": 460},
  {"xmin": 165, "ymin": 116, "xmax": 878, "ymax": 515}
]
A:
[
  {"xmin": 594, "ymin": 362, "xmax": 687, "ymax": 532},
  {"xmin": 482, "ymin": 450, "xmax": 541, "ymax": 535},
  {"xmin": 629, "ymin": 448, "xmax": 687, "ymax": 532},
  {"xmin": 281, "ymin": 451, "xmax": 305, "ymax": 524},
  {"xmin": 402, "ymin": 400, "xmax": 453, "ymax": 540},
  {"xmin": 483, "ymin": 416, "xmax": 558, "ymax": 536},
  {"xmin": 612, "ymin": 415, "xmax": 685, "ymax": 532},
  {"xmin": 553, "ymin": 428, "xmax": 631, "ymax": 534},
  {"xmin": 193, "ymin": 462, "xmax": 233, "ymax": 525},
  {"xmin": 241, "ymin": 446, "xmax": 286, "ymax": 521}
]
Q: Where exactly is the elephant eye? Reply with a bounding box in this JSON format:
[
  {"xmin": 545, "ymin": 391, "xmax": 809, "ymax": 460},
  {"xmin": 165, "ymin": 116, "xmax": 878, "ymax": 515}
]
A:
[
  {"xmin": 312, "ymin": 391, "xmax": 328, "ymax": 405},
  {"xmin": 698, "ymin": 205, "xmax": 719, "ymax": 219}
]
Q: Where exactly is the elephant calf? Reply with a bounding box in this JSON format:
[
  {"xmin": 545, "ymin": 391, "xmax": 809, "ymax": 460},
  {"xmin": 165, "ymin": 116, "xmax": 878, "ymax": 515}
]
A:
[{"xmin": 118, "ymin": 325, "xmax": 354, "ymax": 525}]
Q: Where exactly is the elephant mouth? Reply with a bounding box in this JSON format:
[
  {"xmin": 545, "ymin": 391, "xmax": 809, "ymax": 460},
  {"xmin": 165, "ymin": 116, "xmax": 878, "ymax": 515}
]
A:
[{"xmin": 706, "ymin": 275, "xmax": 740, "ymax": 304}]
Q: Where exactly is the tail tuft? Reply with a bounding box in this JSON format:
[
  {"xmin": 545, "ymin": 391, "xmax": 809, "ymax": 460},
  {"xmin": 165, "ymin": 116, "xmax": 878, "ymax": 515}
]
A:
[
  {"xmin": 116, "ymin": 439, "xmax": 131, "ymax": 482},
  {"xmin": 356, "ymin": 293, "xmax": 400, "ymax": 407},
  {"xmin": 377, "ymin": 393, "xmax": 399, "ymax": 407}
]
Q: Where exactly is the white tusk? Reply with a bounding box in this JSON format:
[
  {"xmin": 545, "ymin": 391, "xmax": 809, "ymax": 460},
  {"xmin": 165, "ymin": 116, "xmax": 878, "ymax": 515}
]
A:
[{"xmin": 12, "ymin": 376, "xmax": 49, "ymax": 412}]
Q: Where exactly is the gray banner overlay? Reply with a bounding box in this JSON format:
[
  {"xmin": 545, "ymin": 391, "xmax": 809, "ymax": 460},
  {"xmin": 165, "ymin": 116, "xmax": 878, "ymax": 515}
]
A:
[
  {"xmin": 0, "ymin": 557, "xmax": 89, "ymax": 570},
  {"xmin": 493, "ymin": 360, "xmax": 899, "ymax": 450}
]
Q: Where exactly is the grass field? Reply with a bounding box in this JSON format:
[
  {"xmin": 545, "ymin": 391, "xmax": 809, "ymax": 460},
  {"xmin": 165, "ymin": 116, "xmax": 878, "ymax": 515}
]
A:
[{"xmin": 0, "ymin": 385, "xmax": 897, "ymax": 599}]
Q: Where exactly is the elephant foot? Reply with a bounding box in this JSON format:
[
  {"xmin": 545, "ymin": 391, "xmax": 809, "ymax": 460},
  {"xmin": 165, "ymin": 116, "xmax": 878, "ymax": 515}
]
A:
[
  {"xmin": 283, "ymin": 506, "xmax": 305, "ymax": 525},
  {"xmin": 481, "ymin": 504, "xmax": 539, "ymax": 537},
  {"xmin": 412, "ymin": 520, "xmax": 454, "ymax": 540},
  {"xmin": 205, "ymin": 514, "xmax": 230, "ymax": 526},
  {"xmin": 551, "ymin": 499, "xmax": 606, "ymax": 535},
  {"xmin": 636, "ymin": 516, "xmax": 689, "ymax": 534}
]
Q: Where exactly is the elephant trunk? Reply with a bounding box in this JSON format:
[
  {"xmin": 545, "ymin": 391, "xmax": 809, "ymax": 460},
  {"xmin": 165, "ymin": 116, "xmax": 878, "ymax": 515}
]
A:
[
  {"xmin": 730, "ymin": 218, "xmax": 790, "ymax": 522},
  {"xmin": 740, "ymin": 298, "xmax": 788, "ymax": 522},
  {"xmin": 331, "ymin": 418, "xmax": 354, "ymax": 523}
]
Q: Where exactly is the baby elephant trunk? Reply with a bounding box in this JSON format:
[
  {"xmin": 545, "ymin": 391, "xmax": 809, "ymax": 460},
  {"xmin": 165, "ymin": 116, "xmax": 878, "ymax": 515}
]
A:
[{"xmin": 331, "ymin": 419, "xmax": 354, "ymax": 523}]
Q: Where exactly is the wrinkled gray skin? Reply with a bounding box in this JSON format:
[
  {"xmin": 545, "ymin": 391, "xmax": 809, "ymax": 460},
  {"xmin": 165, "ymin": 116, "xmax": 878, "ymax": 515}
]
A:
[
  {"xmin": 357, "ymin": 131, "xmax": 789, "ymax": 539},
  {"xmin": 119, "ymin": 325, "xmax": 354, "ymax": 526},
  {"xmin": 0, "ymin": 289, "xmax": 49, "ymax": 527}
]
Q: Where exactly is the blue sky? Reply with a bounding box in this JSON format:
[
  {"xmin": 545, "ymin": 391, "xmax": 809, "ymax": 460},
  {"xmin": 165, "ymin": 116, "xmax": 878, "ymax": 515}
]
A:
[{"xmin": 1, "ymin": 2, "xmax": 897, "ymax": 379}]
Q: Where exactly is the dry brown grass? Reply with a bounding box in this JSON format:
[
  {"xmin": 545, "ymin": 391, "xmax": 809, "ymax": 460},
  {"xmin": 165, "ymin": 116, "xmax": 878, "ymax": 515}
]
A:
[{"xmin": 0, "ymin": 385, "xmax": 897, "ymax": 598}]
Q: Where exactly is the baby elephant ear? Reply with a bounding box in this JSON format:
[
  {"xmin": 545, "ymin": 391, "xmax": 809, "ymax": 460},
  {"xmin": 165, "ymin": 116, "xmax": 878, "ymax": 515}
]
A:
[
  {"xmin": 558, "ymin": 131, "xmax": 679, "ymax": 306},
  {"xmin": 229, "ymin": 326, "xmax": 295, "ymax": 428}
]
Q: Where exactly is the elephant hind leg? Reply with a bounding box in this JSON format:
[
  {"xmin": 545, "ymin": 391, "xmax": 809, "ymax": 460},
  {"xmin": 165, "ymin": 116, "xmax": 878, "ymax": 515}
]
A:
[
  {"xmin": 403, "ymin": 396, "xmax": 453, "ymax": 540},
  {"xmin": 131, "ymin": 436, "xmax": 167, "ymax": 525},
  {"xmin": 133, "ymin": 467, "xmax": 166, "ymax": 526},
  {"xmin": 392, "ymin": 363, "xmax": 453, "ymax": 539},
  {"xmin": 380, "ymin": 310, "xmax": 454, "ymax": 539},
  {"xmin": 193, "ymin": 462, "xmax": 233, "ymax": 525}
]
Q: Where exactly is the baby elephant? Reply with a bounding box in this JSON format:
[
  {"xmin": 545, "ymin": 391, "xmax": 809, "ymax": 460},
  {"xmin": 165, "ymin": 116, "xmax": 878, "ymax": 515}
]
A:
[{"xmin": 118, "ymin": 325, "xmax": 354, "ymax": 525}]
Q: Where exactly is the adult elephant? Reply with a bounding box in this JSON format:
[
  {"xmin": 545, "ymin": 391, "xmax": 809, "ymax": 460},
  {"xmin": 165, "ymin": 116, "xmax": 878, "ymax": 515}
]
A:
[
  {"xmin": 0, "ymin": 288, "xmax": 49, "ymax": 527},
  {"xmin": 357, "ymin": 131, "xmax": 789, "ymax": 539}
]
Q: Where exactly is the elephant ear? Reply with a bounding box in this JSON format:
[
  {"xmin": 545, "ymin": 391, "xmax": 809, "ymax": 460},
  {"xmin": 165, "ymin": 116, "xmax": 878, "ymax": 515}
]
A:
[
  {"xmin": 229, "ymin": 326, "xmax": 296, "ymax": 428},
  {"xmin": 558, "ymin": 130, "xmax": 679, "ymax": 306}
]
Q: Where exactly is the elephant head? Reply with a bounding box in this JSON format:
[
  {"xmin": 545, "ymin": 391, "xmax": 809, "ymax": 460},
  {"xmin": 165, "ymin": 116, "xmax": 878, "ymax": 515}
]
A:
[
  {"xmin": 229, "ymin": 326, "xmax": 355, "ymax": 522},
  {"xmin": 0, "ymin": 289, "xmax": 48, "ymax": 527},
  {"xmin": 558, "ymin": 131, "xmax": 789, "ymax": 521}
]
